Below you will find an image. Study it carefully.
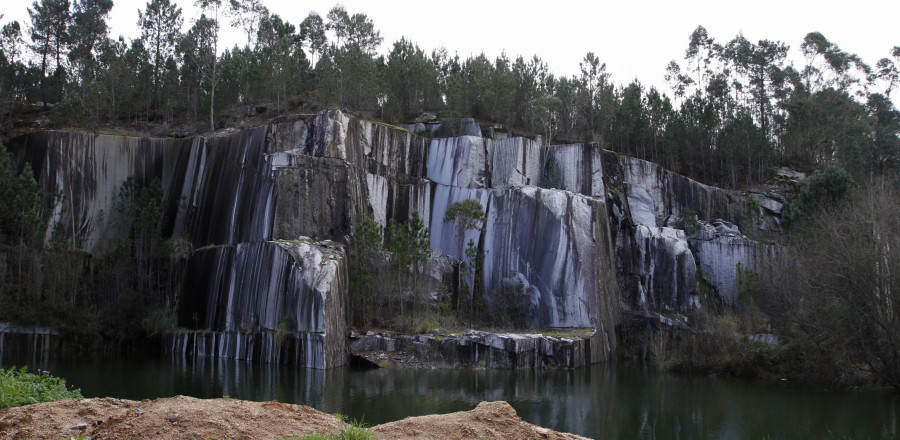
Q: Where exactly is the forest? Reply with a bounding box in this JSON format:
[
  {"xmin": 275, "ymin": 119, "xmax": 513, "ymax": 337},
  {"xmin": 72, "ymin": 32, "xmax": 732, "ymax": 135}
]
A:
[
  {"xmin": 0, "ymin": 0, "xmax": 899, "ymax": 387},
  {"xmin": 0, "ymin": 0, "xmax": 897, "ymax": 188}
]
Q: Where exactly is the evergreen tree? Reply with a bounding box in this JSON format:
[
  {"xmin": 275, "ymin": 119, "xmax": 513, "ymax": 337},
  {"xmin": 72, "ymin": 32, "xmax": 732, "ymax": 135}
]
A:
[{"xmin": 138, "ymin": 0, "xmax": 182, "ymax": 112}]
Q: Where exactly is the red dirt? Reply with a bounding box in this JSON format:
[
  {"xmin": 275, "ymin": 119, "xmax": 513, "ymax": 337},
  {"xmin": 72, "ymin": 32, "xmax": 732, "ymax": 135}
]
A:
[
  {"xmin": 371, "ymin": 401, "xmax": 588, "ymax": 440},
  {"xmin": 0, "ymin": 397, "xmax": 587, "ymax": 440},
  {"xmin": 0, "ymin": 395, "xmax": 345, "ymax": 440}
]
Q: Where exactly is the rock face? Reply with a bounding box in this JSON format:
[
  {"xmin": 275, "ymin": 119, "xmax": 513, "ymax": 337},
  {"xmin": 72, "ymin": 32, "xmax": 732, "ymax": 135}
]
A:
[
  {"xmin": 0, "ymin": 323, "xmax": 60, "ymax": 366},
  {"xmin": 173, "ymin": 240, "xmax": 347, "ymax": 368},
  {"xmin": 8, "ymin": 109, "xmax": 787, "ymax": 369},
  {"xmin": 349, "ymin": 330, "xmax": 597, "ymax": 369},
  {"xmin": 689, "ymin": 220, "xmax": 786, "ymax": 305},
  {"xmin": 603, "ymin": 150, "xmax": 786, "ymax": 314}
]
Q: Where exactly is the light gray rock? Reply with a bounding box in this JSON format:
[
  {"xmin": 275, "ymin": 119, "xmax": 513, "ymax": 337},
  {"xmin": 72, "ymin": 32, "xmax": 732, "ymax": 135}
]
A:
[
  {"xmin": 540, "ymin": 143, "xmax": 605, "ymax": 197},
  {"xmin": 626, "ymin": 184, "xmax": 659, "ymax": 226},
  {"xmin": 347, "ymin": 330, "xmax": 596, "ymax": 369},
  {"xmin": 176, "ymin": 239, "xmax": 347, "ymax": 368},
  {"xmin": 427, "ymin": 136, "xmax": 489, "ymax": 188},
  {"xmin": 633, "ymin": 226, "xmax": 698, "ymax": 310},
  {"xmin": 458, "ymin": 118, "xmax": 482, "ymax": 137},
  {"xmin": 429, "ymin": 184, "xmax": 490, "ymax": 262},
  {"xmin": 168, "ymin": 330, "xmax": 327, "ymax": 368},
  {"xmin": 689, "ymin": 232, "xmax": 785, "ymax": 305},
  {"xmin": 483, "ymin": 187, "xmax": 618, "ymax": 335},
  {"xmin": 490, "ymin": 137, "xmax": 541, "ymax": 188}
]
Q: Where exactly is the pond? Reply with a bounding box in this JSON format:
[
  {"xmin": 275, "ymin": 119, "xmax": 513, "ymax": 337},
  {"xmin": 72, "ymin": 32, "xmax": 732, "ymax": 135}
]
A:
[{"xmin": 1, "ymin": 353, "xmax": 896, "ymax": 439}]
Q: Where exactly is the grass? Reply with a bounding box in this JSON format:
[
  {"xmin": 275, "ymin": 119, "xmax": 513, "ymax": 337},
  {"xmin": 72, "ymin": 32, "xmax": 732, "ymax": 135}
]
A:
[
  {"xmin": 0, "ymin": 366, "xmax": 82, "ymax": 409},
  {"xmin": 538, "ymin": 328, "xmax": 594, "ymax": 339},
  {"xmin": 286, "ymin": 421, "xmax": 375, "ymax": 440}
]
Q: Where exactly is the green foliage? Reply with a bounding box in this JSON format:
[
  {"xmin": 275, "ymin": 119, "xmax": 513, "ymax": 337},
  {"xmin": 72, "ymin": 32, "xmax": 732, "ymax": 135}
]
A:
[
  {"xmin": 348, "ymin": 215, "xmax": 382, "ymax": 327},
  {"xmin": 349, "ymin": 212, "xmax": 446, "ymax": 331},
  {"xmin": 673, "ymin": 208, "xmax": 700, "ymax": 235},
  {"xmin": 116, "ymin": 176, "xmax": 167, "ymax": 306},
  {"xmin": 770, "ymin": 178, "xmax": 900, "ymax": 388},
  {"xmin": 276, "ymin": 315, "xmax": 292, "ymax": 343},
  {"xmin": 443, "ymin": 199, "xmax": 485, "ymax": 236},
  {"xmin": 0, "ymin": 166, "xmax": 182, "ymax": 347},
  {"xmin": 143, "ymin": 304, "xmax": 177, "ymax": 336},
  {"xmin": 743, "ymin": 195, "xmax": 762, "ymax": 231},
  {"xmin": 2, "ymin": 1, "xmax": 898, "ymax": 190},
  {"xmin": 289, "ymin": 422, "xmax": 374, "ymax": 440},
  {"xmin": 385, "ymin": 211, "xmax": 430, "ymax": 329},
  {"xmin": 382, "ymin": 37, "xmax": 442, "ymax": 121},
  {"xmin": 443, "ymin": 199, "xmax": 485, "ymax": 319},
  {"xmin": 0, "ymin": 143, "xmax": 48, "ymax": 306},
  {"xmin": 783, "ymin": 165, "xmax": 854, "ymax": 226},
  {"xmin": 0, "ymin": 366, "xmax": 82, "ymax": 409}
]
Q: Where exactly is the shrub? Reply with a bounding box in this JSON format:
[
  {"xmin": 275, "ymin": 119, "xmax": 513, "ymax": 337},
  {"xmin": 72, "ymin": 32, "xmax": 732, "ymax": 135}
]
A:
[
  {"xmin": 782, "ymin": 165, "xmax": 854, "ymax": 226},
  {"xmin": 290, "ymin": 420, "xmax": 374, "ymax": 440},
  {"xmin": 0, "ymin": 367, "xmax": 82, "ymax": 409}
]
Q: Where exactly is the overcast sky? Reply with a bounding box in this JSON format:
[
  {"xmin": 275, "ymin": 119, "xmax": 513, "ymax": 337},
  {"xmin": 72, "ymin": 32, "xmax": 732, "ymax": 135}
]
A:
[{"xmin": 5, "ymin": 0, "xmax": 898, "ymax": 97}]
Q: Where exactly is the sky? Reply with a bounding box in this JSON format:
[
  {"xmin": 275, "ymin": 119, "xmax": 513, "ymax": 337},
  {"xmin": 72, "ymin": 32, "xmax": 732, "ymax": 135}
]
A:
[{"xmin": 5, "ymin": 0, "xmax": 899, "ymax": 97}]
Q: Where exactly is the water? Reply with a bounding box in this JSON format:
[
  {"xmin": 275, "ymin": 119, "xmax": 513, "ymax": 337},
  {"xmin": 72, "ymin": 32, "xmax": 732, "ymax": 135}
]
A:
[{"xmin": 1, "ymin": 354, "xmax": 896, "ymax": 440}]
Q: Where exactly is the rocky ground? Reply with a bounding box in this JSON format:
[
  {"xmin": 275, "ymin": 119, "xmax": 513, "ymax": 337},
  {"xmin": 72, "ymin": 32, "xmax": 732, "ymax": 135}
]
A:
[{"xmin": 0, "ymin": 396, "xmax": 587, "ymax": 440}]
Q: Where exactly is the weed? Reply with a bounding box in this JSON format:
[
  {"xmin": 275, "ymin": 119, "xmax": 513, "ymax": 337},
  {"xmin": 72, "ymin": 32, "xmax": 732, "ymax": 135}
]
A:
[{"xmin": 0, "ymin": 367, "xmax": 82, "ymax": 409}]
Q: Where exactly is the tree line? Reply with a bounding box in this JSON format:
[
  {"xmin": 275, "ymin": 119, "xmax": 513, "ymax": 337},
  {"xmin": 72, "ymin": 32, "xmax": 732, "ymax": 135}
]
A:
[{"xmin": 0, "ymin": 1, "xmax": 897, "ymax": 187}]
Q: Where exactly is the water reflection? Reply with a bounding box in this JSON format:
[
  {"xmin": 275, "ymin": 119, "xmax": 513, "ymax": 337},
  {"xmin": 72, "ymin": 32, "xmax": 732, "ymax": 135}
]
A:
[{"xmin": 2, "ymin": 354, "xmax": 896, "ymax": 439}]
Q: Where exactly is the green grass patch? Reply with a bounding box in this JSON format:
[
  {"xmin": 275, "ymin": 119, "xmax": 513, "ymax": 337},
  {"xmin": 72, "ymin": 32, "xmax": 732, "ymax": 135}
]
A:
[
  {"xmin": 286, "ymin": 421, "xmax": 374, "ymax": 440},
  {"xmin": 535, "ymin": 328, "xmax": 594, "ymax": 339},
  {"xmin": 0, "ymin": 366, "xmax": 82, "ymax": 409}
]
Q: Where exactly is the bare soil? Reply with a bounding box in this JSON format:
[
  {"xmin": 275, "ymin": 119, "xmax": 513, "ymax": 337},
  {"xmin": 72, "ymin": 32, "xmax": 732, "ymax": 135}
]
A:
[
  {"xmin": 0, "ymin": 395, "xmax": 345, "ymax": 440},
  {"xmin": 0, "ymin": 397, "xmax": 587, "ymax": 440},
  {"xmin": 371, "ymin": 401, "xmax": 589, "ymax": 440}
]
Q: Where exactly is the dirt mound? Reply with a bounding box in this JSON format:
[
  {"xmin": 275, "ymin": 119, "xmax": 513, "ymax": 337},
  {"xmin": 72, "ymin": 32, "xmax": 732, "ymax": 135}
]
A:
[
  {"xmin": 0, "ymin": 395, "xmax": 346, "ymax": 440},
  {"xmin": 0, "ymin": 397, "xmax": 586, "ymax": 440},
  {"xmin": 371, "ymin": 401, "xmax": 588, "ymax": 440}
]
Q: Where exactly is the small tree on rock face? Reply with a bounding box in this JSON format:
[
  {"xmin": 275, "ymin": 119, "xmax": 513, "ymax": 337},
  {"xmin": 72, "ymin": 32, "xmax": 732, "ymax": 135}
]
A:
[
  {"xmin": 386, "ymin": 211, "xmax": 430, "ymax": 328},
  {"xmin": 443, "ymin": 199, "xmax": 485, "ymax": 318},
  {"xmin": 348, "ymin": 214, "xmax": 382, "ymax": 327}
]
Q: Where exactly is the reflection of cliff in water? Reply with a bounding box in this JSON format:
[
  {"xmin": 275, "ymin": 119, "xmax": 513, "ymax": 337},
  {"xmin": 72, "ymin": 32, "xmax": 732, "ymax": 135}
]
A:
[{"xmin": 4, "ymin": 351, "xmax": 893, "ymax": 440}]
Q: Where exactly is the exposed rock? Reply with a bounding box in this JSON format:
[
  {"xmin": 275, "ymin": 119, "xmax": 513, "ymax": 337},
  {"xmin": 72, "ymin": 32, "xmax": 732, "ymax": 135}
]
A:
[
  {"xmin": 348, "ymin": 330, "xmax": 597, "ymax": 369},
  {"xmin": 483, "ymin": 187, "xmax": 618, "ymax": 333},
  {"xmin": 602, "ymin": 149, "xmax": 789, "ymax": 313},
  {"xmin": 630, "ymin": 226, "xmax": 697, "ymax": 311},
  {"xmin": 775, "ymin": 167, "xmax": 807, "ymax": 183},
  {"xmin": 175, "ymin": 239, "xmax": 347, "ymax": 368},
  {"xmin": 458, "ymin": 118, "xmax": 482, "ymax": 137},
  {"xmin": 689, "ymin": 221, "xmax": 786, "ymax": 305},
  {"xmin": 0, "ymin": 322, "xmax": 61, "ymax": 366},
  {"xmin": 274, "ymin": 156, "xmax": 360, "ymax": 241},
  {"xmin": 8, "ymin": 108, "xmax": 796, "ymax": 369},
  {"xmin": 540, "ymin": 143, "xmax": 605, "ymax": 197},
  {"xmin": 604, "ymin": 151, "xmax": 747, "ymax": 225},
  {"xmin": 428, "ymin": 184, "xmax": 490, "ymax": 262},
  {"xmin": 427, "ymin": 136, "xmax": 490, "ymax": 188},
  {"xmin": 490, "ymin": 137, "xmax": 541, "ymax": 188}
]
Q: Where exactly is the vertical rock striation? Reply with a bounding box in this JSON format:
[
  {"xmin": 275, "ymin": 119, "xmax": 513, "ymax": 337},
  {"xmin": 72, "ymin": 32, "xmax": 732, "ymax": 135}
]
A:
[{"xmin": 9, "ymin": 108, "xmax": 788, "ymax": 369}]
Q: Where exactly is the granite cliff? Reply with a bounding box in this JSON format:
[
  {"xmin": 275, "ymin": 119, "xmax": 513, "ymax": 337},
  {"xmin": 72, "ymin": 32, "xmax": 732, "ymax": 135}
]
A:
[{"xmin": 6, "ymin": 110, "xmax": 786, "ymax": 368}]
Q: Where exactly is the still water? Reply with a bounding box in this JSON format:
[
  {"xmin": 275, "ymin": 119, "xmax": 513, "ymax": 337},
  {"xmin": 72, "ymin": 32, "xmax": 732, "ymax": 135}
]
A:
[{"xmin": 2, "ymin": 353, "xmax": 896, "ymax": 439}]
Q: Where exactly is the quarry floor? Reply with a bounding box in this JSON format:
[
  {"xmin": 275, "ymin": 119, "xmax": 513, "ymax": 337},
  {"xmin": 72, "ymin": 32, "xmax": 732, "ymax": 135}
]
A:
[{"xmin": 0, "ymin": 395, "xmax": 587, "ymax": 440}]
